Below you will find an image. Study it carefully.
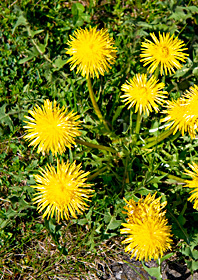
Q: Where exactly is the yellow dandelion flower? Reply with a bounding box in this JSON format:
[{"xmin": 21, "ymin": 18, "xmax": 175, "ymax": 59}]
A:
[
  {"xmin": 184, "ymin": 85, "xmax": 198, "ymax": 123},
  {"xmin": 120, "ymin": 193, "xmax": 172, "ymax": 261},
  {"xmin": 121, "ymin": 74, "xmax": 167, "ymax": 115},
  {"xmin": 23, "ymin": 99, "xmax": 81, "ymax": 155},
  {"xmin": 185, "ymin": 162, "xmax": 198, "ymax": 210},
  {"xmin": 66, "ymin": 26, "xmax": 117, "ymax": 78},
  {"xmin": 161, "ymin": 98, "xmax": 197, "ymax": 139},
  {"xmin": 140, "ymin": 32, "xmax": 188, "ymax": 75},
  {"xmin": 32, "ymin": 160, "xmax": 94, "ymax": 223}
]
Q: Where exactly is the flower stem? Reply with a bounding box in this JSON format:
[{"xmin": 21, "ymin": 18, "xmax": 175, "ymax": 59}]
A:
[
  {"xmin": 157, "ymin": 170, "xmax": 186, "ymax": 183},
  {"xmin": 88, "ymin": 166, "xmax": 108, "ymax": 181},
  {"xmin": 144, "ymin": 128, "xmax": 172, "ymax": 144},
  {"xmin": 133, "ymin": 110, "xmax": 142, "ymax": 144},
  {"xmin": 154, "ymin": 65, "xmax": 160, "ymax": 80},
  {"xmin": 87, "ymin": 77, "xmax": 110, "ymax": 132},
  {"xmin": 143, "ymin": 128, "xmax": 174, "ymax": 149},
  {"xmin": 135, "ymin": 110, "xmax": 141, "ymax": 135},
  {"xmin": 75, "ymin": 139, "xmax": 116, "ymax": 153}
]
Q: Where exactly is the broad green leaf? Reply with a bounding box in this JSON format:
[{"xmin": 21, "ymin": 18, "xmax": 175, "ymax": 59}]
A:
[
  {"xmin": 160, "ymin": 252, "xmax": 174, "ymax": 263},
  {"xmin": 193, "ymin": 66, "xmax": 198, "ymax": 76},
  {"xmin": 187, "ymin": 6, "xmax": 198, "ymax": 13},
  {"xmin": 186, "ymin": 259, "xmax": 198, "ymax": 272},
  {"xmin": 4, "ymin": 207, "xmax": 17, "ymax": 219},
  {"xmin": 71, "ymin": 3, "xmax": 85, "ymax": 15},
  {"xmin": 44, "ymin": 32, "xmax": 49, "ymax": 48},
  {"xmin": 174, "ymin": 66, "xmax": 190, "ymax": 78},
  {"xmin": 104, "ymin": 212, "xmax": 111, "ymax": 224},
  {"xmin": 29, "ymin": 29, "xmax": 44, "ymax": 38},
  {"xmin": 48, "ymin": 219, "xmax": 56, "ymax": 234},
  {"xmin": 178, "ymin": 214, "xmax": 186, "ymax": 226},
  {"xmin": 37, "ymin": 42, "xmax": 46, "ymax": 54},
  {"xmin": 75, "ymin": 17, "xmax": 84, "ymax": 27},
  {"xmin": 169, "ymin": 7, "xmax": 190, "ymax": 21},
  {"xmin": 18, "ymin": 198, "xmax": 35, "ymax": 211},
  {"xmin": 19, "ymin": 46, "xmax": 40, "ymax": 64},
  {"xmin": 191, "ymin": 249, "xmax": 198, "ymax": 260},
  {"xmin": 149, "ymin": 174, "xmax": 166, "ymax": 184},
  {"xmin": 0, "ymin": 219, "xmax": 10, "ymax": 229},
  {"xmin": 76, "ymin": 218, "xmax": 88, "ymax": 225},
  {"xmin": 137, "ymin": 21, "xmax": 153, "ymax": 28},
  {"xmin": 12, "ymin": 15, "xmax": 28, "ymax": 34},
  {"xmin": 53, "ymin": 56, "xmax": 67, "ymax": 70},
  {"xmin": 81, "ymin": 14, "xmax": 91, "ymax": 23},
  {"xmin": 106, "ymin": 216, "xmax": 122, "ymax": 230},
  {"xmin": 0, "ymin": 104, "xmax": 14, "ymax": 131},
  {"xmin": 142, "ymin": 262, "xmax": 162, "ymax": 280}
]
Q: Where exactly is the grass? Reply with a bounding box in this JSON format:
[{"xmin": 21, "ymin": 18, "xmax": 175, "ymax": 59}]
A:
[
  {"xmin": 0, "ymin": 213, "xmax": 126, "ymax": 279},
  {"xmin": 1, "ymin": 0, "xmax": 198, "ymax": 278}
]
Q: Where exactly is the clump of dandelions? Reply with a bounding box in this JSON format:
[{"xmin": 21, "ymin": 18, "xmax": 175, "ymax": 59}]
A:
[
  {"xmin": 184, "ymin": 162, "xmax": 198, "ymax": 210},
  {"xmin": 121, "ymin": 73, "xmax": 167, "ymax": 115},
  {"xmin": 140, "ymin": 32, "xmax": 188, "ymax": 75},
  {"xmin": 23, "ymin": 99, "xmax": 81, "ymax": 155},
  {"xmin": 120, "ymin": 193, "xmax": 172, "ymax": 261},
  {"xmin": 66, "ymin": 26, "xmax": 117, "ymax": 78},
  {"xmin": 32, "ymin": 160, "xmax": 94, "ymax": 223}
]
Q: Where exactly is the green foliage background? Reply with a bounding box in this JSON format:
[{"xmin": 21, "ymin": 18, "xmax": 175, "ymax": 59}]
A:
[{"xmin": 1, "ymin": 0, "xmax": 198, "ymax": 278}]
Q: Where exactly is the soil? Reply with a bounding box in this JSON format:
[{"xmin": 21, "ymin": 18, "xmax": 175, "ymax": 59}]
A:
[{"xmin": 104, "ymin": 256, "xmax": 198, "ymax": 280}]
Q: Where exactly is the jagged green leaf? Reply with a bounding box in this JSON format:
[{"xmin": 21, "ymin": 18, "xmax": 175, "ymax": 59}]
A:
[{"xmin": 12, "ymin": 15, "xmax": 28, "ymax": 34}]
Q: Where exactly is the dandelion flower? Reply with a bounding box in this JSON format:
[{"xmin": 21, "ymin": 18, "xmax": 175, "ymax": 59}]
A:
[
  {"xmin": 121, "ymin": 74, "xmax": 167, "ymax": 115},
  {"xmin": 185, "ymin": 162, "xmax": 198, "ymax": 209},
  {"xmin": 140, "ymin": 32, "xmax": 188, "ymax": 75},
  {"xmin": 66, "ymin": 26, "xmax": 117, "ymax": 78},
  {"xmin": 161, "ymin": 98, "xmax": 197, "ymax": 139},
  {"xmin": 184, "ymin": 85, "xmax": 198, "ymax": 123},
  {"xmin": 120, "ymin": 193, "xmax": 172, "ymax": 261},
  {"xmin": 32, "ymin": 160, "xmax": 94, "ymax": 222},
  {"xmin": 23, "ymin": 99, "xmax": 81, "ymax": 155}
]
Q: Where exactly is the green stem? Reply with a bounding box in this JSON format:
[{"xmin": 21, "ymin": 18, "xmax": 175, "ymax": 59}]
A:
[
  {"xmin": 87, "ymin": 77, "xmax": 110, "ymax": 132},
  {"xmin": 135, "ymin": 110, "xmax": 141, "ymax": 135},
  {"xmin": 88, "ymin": 166, "xmax": 108, "ymax": 181},
  {"xmin": 133, "ymin": 110, "xmax": 142, "ymax": 144},
  {"xmin": 154, "ymin": 66, "xmax": 160, "ymax": 79},
  {"xmin": 162, "ymin": 73, "xmax": 166, "ymax": 84},
  {"xmin": 143, "ymin": 128, "xmax": 174, "ymax": 149},
  {"xmin": 130, "ymin": 109, "xmax": 133, "ymax": 140},
  {"xmin": 75, "ymin": 139, "xmax": 116, "ymax": 153},
  {"xmin": 157, "ymin": 258, "xmax": 163, "ymax": 280},
  {"xmin": 170, "ymin": 130, "xmax": 181, "ymax": 142},
  {"xmin": 142, "ymin": 128, "xmax": 180, "ymax": 146},
  {"xmin": 157, "ymin": 170, "xmax": 186, "ymax": 184}
]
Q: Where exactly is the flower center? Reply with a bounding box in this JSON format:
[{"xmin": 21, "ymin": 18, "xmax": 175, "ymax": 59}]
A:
[
  {"xmin": 140, "ymin": 86, "xmax": 148, "ymax": 96},
  {"xmin": 161, "ymin": 46, "xmax": 169, "ymax": 58}
]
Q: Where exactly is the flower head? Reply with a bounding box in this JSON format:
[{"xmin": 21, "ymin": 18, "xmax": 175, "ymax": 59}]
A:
[
  {"xmin": 161, "ymin": 98, "xmax": 197, "ymax": 139},
  {"xmin": 66, "ymin": 26, "xmax": 117, "ymax": 78},
  {"xmin": 120, "ymin": 193, "xmax": 172, "ymax": 261},
  {"xmin": 184, "ymin": 162, "xmax": 198, "ymax": 210},
  {"xmin": 32, "ymin": 160, "xmax": 94, "ymax": 222},
  {"xmin": 121, "ymin": 74, "xmax": 167, "ymax": 115},
  {"xmin": 23, "ymin": 99, "xmax": 81, "ymax": 155},
  {"xmin": 140, "ymin": 32, "xmax": 188, "ymax": 75},
  {"xmin": 184, "ymin": 85, "xmax": 198, "ymax": 123}
]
